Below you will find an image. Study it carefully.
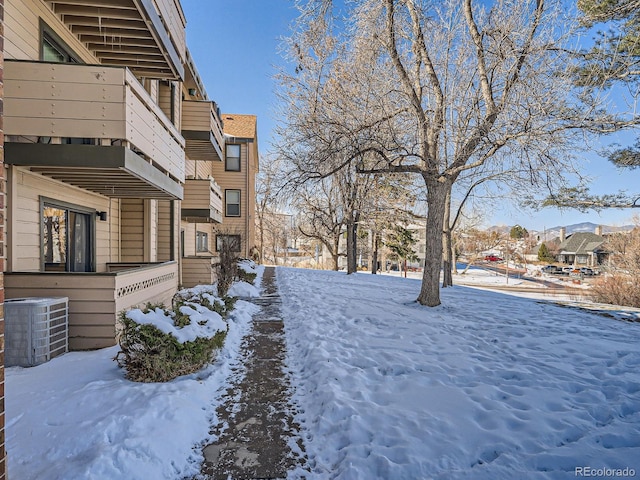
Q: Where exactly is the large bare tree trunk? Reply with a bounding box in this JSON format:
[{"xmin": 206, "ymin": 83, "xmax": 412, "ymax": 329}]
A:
[
  {"xmin": 418, "ymin": 178, "xmax": 450, "ymax": 306},
  {"xmin": 346, "ymin": 211, "xmax": 360, "ymax": 274}
]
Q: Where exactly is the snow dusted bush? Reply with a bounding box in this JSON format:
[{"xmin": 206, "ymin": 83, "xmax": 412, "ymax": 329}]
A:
[
  {"xmin": 115, "ymin": 287, "xmax": 235, "ymax": 383},
  {"xmin": 237, "ymin": 259, "xmax": 258, "ymax": 285}
]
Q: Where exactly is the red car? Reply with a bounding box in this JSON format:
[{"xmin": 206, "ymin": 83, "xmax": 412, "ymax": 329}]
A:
[{"xmin": 484, "ymin": 255, "xmax": 503, "ymax": 262}]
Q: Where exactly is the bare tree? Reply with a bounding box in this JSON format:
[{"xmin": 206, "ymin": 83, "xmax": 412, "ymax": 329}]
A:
[
  {"xmin": 278, "ymin": 0, "xmax": 599, "ymax": 306},
  {"xmin": 592, "ymin": 215, "xmax": 640, "ymax": 307},
  {"xmin": 294, "ymin": 177, "xmax": 345, "ymax": 270},
  {"xmin": 255, "ymin": 155, "xmax": 286, "ymax": 264}
]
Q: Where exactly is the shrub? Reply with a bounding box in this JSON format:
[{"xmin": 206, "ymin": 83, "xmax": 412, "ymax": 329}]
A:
[
  {"xmin": 215, "ymin": 239, "xmax": 238, "ymax": 297},
  {"xmin": 115, "ymin": 290, "xmax": 233, "ymax": 382},
  {"xmin": 172, "ymin": 287, "xmax": 236, "ymax": 319},
  {"xmin": 237, "ymin": 269, "xmax": 257, "ymax": 285},
  {"xmin": 116, "ymin": 314, "xmax": 226, "ymax": 383},
  {"xmin": 591, "ymin": 274, "xmax": 640, "ymax": 308},
  {"xmin": 236, "ymin": 259, "xmax": 258, "ymax": 285}
]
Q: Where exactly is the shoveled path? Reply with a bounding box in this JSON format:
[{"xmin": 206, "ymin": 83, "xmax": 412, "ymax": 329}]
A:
[{"xmin": 197, "ymin": 267, "xmax": 305, "ymax": 479}]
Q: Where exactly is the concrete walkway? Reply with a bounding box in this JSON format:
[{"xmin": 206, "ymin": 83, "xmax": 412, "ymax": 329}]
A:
[{"xmin": 197, "ymin": 267, "xmax": 305, "ymax": 479}]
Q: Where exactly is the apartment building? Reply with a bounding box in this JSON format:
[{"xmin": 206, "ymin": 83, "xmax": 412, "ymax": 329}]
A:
[
  {"xmin": 179, "ymin": 50, "xmax": 225, "ymax": 287},
  {"xmin": 212, "ymin": 114, "xmax": 258, "ymax": 259},
  {"xmin": 2, "ymin": 0, "xmax": 257, "ymax": 349}
]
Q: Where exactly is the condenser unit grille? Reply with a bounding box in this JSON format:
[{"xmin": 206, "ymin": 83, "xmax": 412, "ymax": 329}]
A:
[{"xmin": 5, "ymin": 297, "xmax": 69, "ymax": 367}]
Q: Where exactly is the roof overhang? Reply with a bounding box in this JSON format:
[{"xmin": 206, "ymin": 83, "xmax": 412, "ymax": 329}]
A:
[
  {"xmin": 46, "ymin": 0, "xmax": 185, "ymax": 80},
  {"xmin": 6, "ymin": 143, "xmax": 183, "ymax": 200}
]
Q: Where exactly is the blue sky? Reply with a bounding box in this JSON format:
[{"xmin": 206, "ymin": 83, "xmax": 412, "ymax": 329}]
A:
[{"xmin": 181, "ymin": 0, "xmax": 639, "ymax": 232}]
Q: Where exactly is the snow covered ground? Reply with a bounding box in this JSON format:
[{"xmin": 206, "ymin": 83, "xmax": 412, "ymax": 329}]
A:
[
  {"xmin": 6, "ymin": 266, "xmax": 640, "ymax": 479},
  {"xmin": 5, "ymin": 274, "xmax": 262, "ymax": 480},
  {"xmin": 279, "ymin": 268, "xmax": 640, "ymax": 479}
]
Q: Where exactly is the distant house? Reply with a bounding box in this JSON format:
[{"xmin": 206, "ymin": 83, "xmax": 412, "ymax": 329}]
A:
[{"xmin": 557, "ymin": 228, "xmax": 607, "ymax": 267}]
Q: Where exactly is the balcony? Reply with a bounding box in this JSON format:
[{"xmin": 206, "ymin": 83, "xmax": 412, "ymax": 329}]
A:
[
  {"xmin": 182, "ymin": 100, "xmax": 225, "ymax": 161},
  {"xmin": 4, "ymin": 60, "xmax": 185, "ymax": 200},
  {"xmin": 181, "ymin": 178, "xmax": 223, "ymax": 223},
  {"xmin": 45, "ymin": 0, "xmax": 186, "ymax": 80},
  {"xmin": 5, "ymin": 261, "xmax": 179, "ymax": 350}
]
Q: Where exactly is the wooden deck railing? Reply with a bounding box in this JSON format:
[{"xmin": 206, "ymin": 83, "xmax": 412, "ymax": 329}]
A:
[
  {"xmin": 5, "ymin": 60, "xmax": 185, "ymax": 182},
  {"xmin": 5, "ymin": 262, "xmax": 178, "ymax": 350}
]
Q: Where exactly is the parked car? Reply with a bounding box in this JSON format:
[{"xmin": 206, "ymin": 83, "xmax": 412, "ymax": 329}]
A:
[
  {"xmin": 580, "ymin": 267, "xmax": 595, "ymax": 276},
  {"xmin": 484, "ymin": 255, "xmax": 503, "ymax": 262},
  {"xmin": 542, "ymin": 265, "xmax": 560, "ymax": 274}
]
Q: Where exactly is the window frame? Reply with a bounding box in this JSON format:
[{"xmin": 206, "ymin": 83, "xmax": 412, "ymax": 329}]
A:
[
  {"xmin": 196, "ymin": 230, "xmax": 209, "ymax": 253},
  {"xmin": 216, "ymin": 234, "xmax": 241, "ymax": 253},
  {"xmin": 225, "ymin": 189, "xmax": 241, "ymax": 217},
  {"xmin": 225, "ymin": 144, "xmax": 241, "ymax": 172},
  {"xmin": 40, "ymin": 21, "xmax": 81, "ymax": 64},
  {"xmin": 40, "ymin": 196, "xmax": 96, "ymax": 272}
]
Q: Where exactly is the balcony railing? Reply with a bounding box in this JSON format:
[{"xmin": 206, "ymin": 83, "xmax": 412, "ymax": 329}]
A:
[
  {"xmin": 181, "ymin": 178, "xmax": 223, "ymax": 223},
  {"xmin": 182, "ymin": 100, "xmax": 225, "ymax": 161},
  {"xmin": 5, "ymin": 60, "xmax": 185, "ymax": 198},
  {"xmin": 5, "ymin": 262, "xmax": 179, "ymax": 350}
]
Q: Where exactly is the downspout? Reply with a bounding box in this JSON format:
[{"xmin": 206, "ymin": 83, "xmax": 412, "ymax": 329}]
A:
[
  {"xmin": 170, "ymin": 199, "xmax": 175, "ymax": 261},
  {"xmin": 246, "ymin": 142, "xmax": 251, "ymax": 257}
]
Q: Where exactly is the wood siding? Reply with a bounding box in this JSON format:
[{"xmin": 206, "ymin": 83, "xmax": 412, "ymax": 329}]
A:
[
  {"xmin": 181, "ymin": 256, "xmax": 217, "ymax": 288},
  {"xmin": 195, "ymin": 159, "xmax": 211, "ymax": 179},
  {"xmin": 5, "ymin": 0, "xmax": 99, "ymax": 62},
  {"xmin": 210, "ymin": 142, "xmax": 257, "ymax": 256},
  {"xmin": 157, "ymin": 200, "xmax": 172, "ymax": 262},
  {"xmin": 7, "ymin": 167, "xmax": 116, "ymax": 272},
  {"xmin": 182, "ymin": 100, "xmax": 224, "ymax": 161},
  {"xmin": 182, "ymin": 178, "xmax": 223, "ymax": 223},
  {"xmin": 180, "ymin": 222, "xmax": 214, "ymax": 258},
  {"xmin": 120, "ymin": 199, "xmax": 144, "ymax": 262}
]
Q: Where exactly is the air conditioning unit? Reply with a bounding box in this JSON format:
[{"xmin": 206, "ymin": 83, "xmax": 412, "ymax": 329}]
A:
[{"xmin": 5, "ymin": 297, "xmax": 69, "ymax": 367}]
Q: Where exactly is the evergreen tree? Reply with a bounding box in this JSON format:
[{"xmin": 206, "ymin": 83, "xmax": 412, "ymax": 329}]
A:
[
  {"xmin": 536, "ymin": 0, "xmax": 640, "ymax": 209},
  {"xmin": 510, "ymin": 225, "xmax": 529, "ymax": 240},
  {"xmin": 538, "ymin": 242, "xmax": 556, "ymax": 263},
  {"xmin": 577, "ymin": 0, "xmax": 640, "ymax": 168},
  {"xmin": 385, "ymin": 225, "xmax": 418, "ymax": 278}
]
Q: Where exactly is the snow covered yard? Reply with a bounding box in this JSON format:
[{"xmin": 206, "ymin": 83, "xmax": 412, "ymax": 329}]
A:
[
  {"xmin": 5, "ymin": 265, "xmax": 640, "ymax": 479},
  {"xmin": 5, "ymin": 272, "xmax": 262, "ymax": 480},
  {"xmin": 279, "ymin": 267, "xmax": 640, "ymax": 479}
]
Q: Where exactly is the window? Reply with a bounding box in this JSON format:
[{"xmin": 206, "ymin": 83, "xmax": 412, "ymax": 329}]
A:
[
  {"xmin": 225, "ymin": 144, "xmax": 241, "ymax": 171},
  {"xmin": 225, "ymin": 190, "xmax": 241, "ymax": 217},
  {"xmin": 216, "ymin": 235, "xmax": 241, "ymax": 252},
  {"xmin": 196, "ymin": 231, "xmax": 209, "ymax": 253},
  {"xmin": 42, "ymin": 200, "xmax": 94, "ymax": 272},
  {"xmin": 41, "ymin": 26, "xmax": 79, "ymax": 63}
]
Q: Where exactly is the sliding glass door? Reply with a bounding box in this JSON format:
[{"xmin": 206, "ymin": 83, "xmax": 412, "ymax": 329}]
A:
[{"xmin": 43, "ymin": 202, "xmax": 94, "ymax": 272}]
